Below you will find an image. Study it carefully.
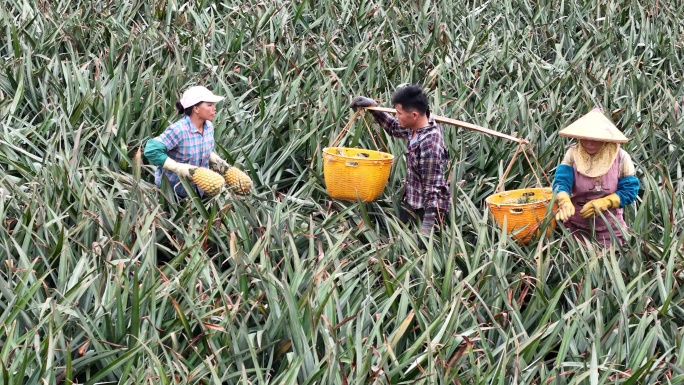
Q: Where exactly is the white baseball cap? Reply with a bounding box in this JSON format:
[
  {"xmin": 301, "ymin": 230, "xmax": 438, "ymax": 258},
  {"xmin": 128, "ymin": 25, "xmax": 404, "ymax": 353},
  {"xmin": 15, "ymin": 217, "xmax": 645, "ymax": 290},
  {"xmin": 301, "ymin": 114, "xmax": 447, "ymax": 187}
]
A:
[{"xmin": 179, "ymin": 86, "xmax": 225, "ymax": 108}]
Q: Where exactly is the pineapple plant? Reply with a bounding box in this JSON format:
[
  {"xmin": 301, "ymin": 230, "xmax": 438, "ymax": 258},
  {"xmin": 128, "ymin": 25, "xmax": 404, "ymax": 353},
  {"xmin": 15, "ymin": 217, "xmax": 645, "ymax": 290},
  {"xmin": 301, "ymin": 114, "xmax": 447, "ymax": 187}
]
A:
[{"xmin": 1, "ymin": 0, "xmax": 679, "ymax": 384}]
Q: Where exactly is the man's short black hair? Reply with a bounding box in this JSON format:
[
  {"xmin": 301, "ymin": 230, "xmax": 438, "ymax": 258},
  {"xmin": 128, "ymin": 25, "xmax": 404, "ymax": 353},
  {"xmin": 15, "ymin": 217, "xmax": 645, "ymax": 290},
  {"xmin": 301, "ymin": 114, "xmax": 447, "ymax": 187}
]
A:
[{"xmin": 391, "ymin": 85, "xmax": 429, "ymax": 116}]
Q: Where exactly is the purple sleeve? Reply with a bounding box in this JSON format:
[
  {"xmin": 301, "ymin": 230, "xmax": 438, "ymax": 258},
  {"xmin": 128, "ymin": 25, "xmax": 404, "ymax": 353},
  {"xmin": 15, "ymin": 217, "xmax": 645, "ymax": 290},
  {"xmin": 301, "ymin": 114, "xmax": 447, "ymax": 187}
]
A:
[{"xmin": 371, "ymin": 112, "xmax": 411, "ymax": 139}]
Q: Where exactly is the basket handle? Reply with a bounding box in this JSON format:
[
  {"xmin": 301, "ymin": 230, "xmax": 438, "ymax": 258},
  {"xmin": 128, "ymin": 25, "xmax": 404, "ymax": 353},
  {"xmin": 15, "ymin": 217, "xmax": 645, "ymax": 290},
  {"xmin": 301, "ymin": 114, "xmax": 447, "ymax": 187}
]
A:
[
  {"xmin": 494, "ymin": 142, "xmax": 551, "ymax": 193},
  {"xmin": 329, "ymin": 110, "xmax": 388, "ymax": 152}
]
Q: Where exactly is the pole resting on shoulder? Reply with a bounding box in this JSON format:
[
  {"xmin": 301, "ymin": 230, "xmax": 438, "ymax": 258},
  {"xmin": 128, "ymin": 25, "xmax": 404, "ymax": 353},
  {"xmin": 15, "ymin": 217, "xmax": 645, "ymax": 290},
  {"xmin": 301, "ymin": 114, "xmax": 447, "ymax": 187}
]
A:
[{"xmin": 362, "ymin": 106, "xmax": 529, "ymax": 144}]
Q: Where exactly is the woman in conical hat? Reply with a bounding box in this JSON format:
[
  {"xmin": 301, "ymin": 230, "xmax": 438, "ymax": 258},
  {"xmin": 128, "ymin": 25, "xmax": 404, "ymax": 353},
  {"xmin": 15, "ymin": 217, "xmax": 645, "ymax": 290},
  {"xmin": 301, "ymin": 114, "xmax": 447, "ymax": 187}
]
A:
[{"xmin": 552, "ymin": 108, "xmax": 640, "ymax": 247}]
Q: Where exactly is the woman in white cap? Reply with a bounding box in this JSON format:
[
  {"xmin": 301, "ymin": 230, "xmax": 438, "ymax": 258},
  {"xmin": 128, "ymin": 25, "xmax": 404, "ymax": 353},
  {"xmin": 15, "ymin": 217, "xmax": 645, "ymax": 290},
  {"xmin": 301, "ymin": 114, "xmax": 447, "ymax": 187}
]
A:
[
  {"xmin": 552, "ymin": 108, "xmax": 640, "ymax": 246},
  {"xmin": 144, "ymin": 85, "xmax": 232, "ymax": 197}
]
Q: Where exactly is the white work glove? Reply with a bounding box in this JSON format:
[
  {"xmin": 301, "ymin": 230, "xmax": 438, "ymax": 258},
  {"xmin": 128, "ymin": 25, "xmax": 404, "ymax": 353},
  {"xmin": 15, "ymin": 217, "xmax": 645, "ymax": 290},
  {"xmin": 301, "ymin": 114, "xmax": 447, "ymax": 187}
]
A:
[
  {"xmin": 162, "ymin": 157, "xmax": 195, "ymax": 179},
  {"xmin": 209, "ymin": 152, "xmax": 230, "ymax": 174}
]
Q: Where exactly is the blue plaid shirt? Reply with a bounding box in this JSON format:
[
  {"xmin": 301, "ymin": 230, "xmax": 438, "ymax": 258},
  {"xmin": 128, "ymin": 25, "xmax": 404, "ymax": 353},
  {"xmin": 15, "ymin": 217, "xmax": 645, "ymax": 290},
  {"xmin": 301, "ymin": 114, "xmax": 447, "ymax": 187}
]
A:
[
  {"xmin": 372, "ymin": 112, "xmax": 451, "ymax": 213},
  {"xmin": 154, "ymin": 116, "xmax": 215, "ymax": 197}
]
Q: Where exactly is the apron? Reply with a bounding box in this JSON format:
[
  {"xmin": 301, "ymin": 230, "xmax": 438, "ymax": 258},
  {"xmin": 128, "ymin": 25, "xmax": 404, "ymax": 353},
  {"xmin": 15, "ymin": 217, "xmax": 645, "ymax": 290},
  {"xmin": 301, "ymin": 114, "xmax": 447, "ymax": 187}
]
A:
[{"xmin": 564, "ymin": 154, "xmax": 627, "ymax": 246}]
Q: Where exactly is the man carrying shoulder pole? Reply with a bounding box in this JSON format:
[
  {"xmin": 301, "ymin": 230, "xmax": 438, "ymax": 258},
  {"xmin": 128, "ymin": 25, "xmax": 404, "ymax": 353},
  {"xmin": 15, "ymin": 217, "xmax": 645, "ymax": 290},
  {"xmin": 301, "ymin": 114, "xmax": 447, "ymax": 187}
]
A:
[{"xmin": 350, "ymin": 85, "xmax": 451, "ymax": 236}]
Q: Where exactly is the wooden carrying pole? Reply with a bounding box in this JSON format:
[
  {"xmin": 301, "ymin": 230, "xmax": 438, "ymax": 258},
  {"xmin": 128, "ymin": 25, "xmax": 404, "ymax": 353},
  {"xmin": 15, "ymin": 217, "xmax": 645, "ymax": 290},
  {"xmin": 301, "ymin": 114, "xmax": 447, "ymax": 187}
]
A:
[
  {"xmin": 363, "ymin": 106, "xmax": 528, "ymax": 144},
  {"xmin": 363, "ymin": 106, "xmax": 550, "ymax": 190}
]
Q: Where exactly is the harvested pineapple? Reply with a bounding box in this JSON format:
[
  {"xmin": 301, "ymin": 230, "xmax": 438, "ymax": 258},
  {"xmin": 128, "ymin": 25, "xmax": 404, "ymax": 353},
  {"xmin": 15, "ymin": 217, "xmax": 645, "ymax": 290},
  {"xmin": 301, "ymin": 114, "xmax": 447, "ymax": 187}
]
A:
[
  {"xmin": 223, "ymin": 166, "xmax": 252, "ymax": 195},
  {"xmin": 190, "ymin": 167, "xmax": 225, "ymax": 196},
  {"xmin": 516, "ymin": 196, "xmax": 539, "ymax": 204},
  {"xmin": 514, "ymin": 194, "xmax": 540, "ymax": 204},
  {"xmin": 502, "ymin": 196, "xmax": 541, "ymax": 204}
]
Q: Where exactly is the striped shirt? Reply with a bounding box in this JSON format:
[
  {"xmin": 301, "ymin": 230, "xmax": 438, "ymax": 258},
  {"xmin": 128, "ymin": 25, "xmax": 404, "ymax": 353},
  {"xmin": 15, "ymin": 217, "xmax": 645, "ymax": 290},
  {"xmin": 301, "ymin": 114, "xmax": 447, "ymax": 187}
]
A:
[
  {"xmin": 154, "ymin": 116, "xmax": 215, "ymax": 197},
  {"xmin": 371, "ymin": 112, "xmax": 451, "ymax": 213}
]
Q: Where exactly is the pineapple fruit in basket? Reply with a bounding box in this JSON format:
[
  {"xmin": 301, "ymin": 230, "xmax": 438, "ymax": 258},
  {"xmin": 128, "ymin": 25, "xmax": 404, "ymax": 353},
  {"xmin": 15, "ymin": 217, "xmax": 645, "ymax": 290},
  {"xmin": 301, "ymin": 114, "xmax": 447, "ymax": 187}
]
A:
[{"xmin": 485, "ymin": 187, "xmax": 556, "ymax": 245}]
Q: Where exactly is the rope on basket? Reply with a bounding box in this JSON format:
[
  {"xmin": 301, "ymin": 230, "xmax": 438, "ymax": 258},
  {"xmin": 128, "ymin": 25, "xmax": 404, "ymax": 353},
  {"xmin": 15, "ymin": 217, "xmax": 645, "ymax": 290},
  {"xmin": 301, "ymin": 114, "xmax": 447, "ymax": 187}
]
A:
[
  {"xmin": 329, "ymin": 110, "xmax": 361, "ymax": 148},
  {"xmin": 329, "ymin": 110, "xmax": 388, "ymax": 152},
  {"xmin": 365, "ymin": 116, "xmax": 388, "ymax": 153},
  {"xmin": 524, "ymin": 144, "xmax": 551, "ymax": 186},
  {"xmin": 495, "ymin": 142, "xmax": 550, "ymax": 193}
]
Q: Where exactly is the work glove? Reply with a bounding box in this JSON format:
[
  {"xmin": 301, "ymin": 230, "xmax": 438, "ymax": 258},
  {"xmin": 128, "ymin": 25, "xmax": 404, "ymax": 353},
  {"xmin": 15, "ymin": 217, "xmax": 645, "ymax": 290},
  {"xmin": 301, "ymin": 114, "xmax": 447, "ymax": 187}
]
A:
[
  {"xmin": 349, "ymin": 96, "xmax": 378, "ymax": 111},
  {"xmin": 209, "ymin": 152, "xmax": 230, "ymax": 175},
  {"xmin": 420, "ymin": 208, "xmax": 437, "ymax": 235},
  {"xmin": 579, "ymin": 193, "xmax": 620, "ymax": 219},
  {"xmin": 162, "ymin": 157, "xmax": 195, "ymax": 179},
  {"xmin": 555, "ymin": 191, "xmax": 575, "ymax": 221}
]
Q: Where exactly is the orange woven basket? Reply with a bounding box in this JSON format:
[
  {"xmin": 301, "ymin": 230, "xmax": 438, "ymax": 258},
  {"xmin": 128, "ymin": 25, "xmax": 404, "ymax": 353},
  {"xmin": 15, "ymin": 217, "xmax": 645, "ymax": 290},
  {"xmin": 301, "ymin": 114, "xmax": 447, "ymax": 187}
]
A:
[
  {"xmin": 485, "ymin": 187, "xmax": 557, "ymax": 244},
  {"xmin": 323, "ymin": 147, "xmax": 394, "ymax": 202}
]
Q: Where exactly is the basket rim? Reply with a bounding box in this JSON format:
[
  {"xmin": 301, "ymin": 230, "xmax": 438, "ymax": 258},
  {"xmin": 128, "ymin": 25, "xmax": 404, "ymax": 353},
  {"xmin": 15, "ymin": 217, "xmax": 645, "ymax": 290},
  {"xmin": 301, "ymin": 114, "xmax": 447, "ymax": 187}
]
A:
[
  {"xmin": 485, "ymin": 187, "xmax": 554, "ymax": 207},
  {"xmin": 487, "ymin": 200, "xmax": 552, "ymax": 208},
  {"xmin": 323, "ymin": 147, "xmax": 395, "ymax": 161}
]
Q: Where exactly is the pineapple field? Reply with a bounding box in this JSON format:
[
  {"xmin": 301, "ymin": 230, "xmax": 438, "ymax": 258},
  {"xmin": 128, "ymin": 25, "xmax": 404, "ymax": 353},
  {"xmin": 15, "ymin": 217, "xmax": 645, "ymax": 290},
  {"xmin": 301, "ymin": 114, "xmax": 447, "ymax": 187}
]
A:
[{"xmin": 1, "ymin": 0, "xmax": 683, "ymax": 383}]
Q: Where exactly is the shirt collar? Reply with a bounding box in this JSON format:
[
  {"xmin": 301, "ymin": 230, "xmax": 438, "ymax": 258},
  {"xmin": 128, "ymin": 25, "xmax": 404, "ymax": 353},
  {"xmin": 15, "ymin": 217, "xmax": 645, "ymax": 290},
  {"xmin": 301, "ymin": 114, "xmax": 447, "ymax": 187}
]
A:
[
  {"xmin": 184, "ymin": 115, "xmax": 211, "ymax": 134},
  {"xmin": 414, "ymin": 121, "xmax": 437, "ymax": 134}
]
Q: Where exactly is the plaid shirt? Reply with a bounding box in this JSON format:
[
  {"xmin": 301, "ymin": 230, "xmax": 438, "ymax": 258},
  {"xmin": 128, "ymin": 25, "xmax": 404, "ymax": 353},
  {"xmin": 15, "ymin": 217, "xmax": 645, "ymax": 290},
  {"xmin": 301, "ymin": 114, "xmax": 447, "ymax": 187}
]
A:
[
  {"xmin": 154, "ymin": 116, "xmax": 215, "ymax": 197},
  {"xmin": 372, "ymin": 112, "xmax": 451, "ymax": 213}
]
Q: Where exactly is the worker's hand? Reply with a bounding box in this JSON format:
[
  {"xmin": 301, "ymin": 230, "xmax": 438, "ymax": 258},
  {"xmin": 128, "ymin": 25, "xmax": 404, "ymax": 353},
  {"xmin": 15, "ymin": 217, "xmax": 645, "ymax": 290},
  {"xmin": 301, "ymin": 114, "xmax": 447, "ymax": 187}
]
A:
[
  {"xmin": 209, "ymin": 152, "xmax": 230, "ymax": 175},
  {"xmin": 580, "ymin": 194, "xmax": 620, "ymax": 219},
  {"xmin": 349, "ymin": 96, "xmax": 377, "ymax": 111},
  {"xmin": 163, "ymin": 158, "xmax": 195, "ymax": 179},
  {"xmin": 555, "ymin": 191, "xmax": 575, "ymax": 221}
]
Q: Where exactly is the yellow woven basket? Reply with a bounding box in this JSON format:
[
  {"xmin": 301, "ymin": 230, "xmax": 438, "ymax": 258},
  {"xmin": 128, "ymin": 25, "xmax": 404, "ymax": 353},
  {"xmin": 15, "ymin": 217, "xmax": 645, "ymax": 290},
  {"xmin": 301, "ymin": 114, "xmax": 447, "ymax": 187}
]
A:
[
  {"xmin": 323, "ymin": 147, "xmax": 394, "ymax": 202},
  {"xmin": 485, "ymin": 187, "xmax": 556, "ymax": 244}
]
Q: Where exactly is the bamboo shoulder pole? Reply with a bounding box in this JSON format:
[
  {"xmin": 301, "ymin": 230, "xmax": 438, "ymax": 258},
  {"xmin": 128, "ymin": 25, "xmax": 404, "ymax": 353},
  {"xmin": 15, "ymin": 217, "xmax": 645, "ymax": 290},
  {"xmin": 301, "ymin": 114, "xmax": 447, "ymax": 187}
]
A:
[{"xmin": 364, "ymin": 106, "xmax": 529, "ymax": 144}]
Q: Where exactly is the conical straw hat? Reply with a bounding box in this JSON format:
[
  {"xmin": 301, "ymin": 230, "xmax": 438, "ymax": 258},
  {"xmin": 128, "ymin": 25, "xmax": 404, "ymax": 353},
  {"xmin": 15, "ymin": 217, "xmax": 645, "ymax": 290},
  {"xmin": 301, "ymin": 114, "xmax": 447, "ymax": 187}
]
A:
[{"xmin": 558, "ymin": 108, "xmax": 628, "ymax": 143}]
